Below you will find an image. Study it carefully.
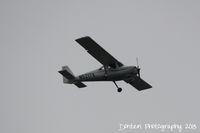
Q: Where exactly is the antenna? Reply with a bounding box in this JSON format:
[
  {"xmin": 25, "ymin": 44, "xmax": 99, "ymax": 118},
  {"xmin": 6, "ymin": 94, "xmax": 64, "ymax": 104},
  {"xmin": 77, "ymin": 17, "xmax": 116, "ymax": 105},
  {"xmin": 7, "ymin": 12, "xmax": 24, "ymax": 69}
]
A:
[{"xmin": 136, "ymin": 57, "xmax": 141, "ymax": 78}]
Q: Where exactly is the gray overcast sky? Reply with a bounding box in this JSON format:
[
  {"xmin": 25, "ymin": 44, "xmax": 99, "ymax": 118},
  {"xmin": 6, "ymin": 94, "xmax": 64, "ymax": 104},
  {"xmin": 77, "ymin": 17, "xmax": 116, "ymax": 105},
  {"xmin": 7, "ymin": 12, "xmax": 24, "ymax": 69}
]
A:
[{"xmin": 0, "ymin": 0, "xmax": 200, "ymax": 133}]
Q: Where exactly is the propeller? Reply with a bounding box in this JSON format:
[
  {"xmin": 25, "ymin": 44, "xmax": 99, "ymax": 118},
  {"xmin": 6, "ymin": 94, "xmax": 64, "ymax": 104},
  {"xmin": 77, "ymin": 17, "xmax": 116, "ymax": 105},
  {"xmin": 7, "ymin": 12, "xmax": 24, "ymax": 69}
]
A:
[{"xmin": 136, "ymin": 57, "xmax": 141, "ymax": 78}]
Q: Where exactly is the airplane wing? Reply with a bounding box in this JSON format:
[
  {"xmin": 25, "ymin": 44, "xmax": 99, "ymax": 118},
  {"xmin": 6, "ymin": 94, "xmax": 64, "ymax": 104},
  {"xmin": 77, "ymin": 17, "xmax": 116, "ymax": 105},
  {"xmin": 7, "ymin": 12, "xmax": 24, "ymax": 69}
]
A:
[
  {"xmin": 124, "ymin": 77, "xmax": 152, "ymax": 91},
  {"xmin": 75, "ymin": 36, "xmax": 123, "ymax": 68}
]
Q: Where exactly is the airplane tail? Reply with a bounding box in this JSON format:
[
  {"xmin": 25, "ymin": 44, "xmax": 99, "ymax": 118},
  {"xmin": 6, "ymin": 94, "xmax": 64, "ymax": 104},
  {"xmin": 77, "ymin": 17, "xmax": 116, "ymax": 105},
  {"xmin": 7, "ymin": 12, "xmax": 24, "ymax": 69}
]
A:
[{"xmin": 58, "ymin": 66, "xmax": 86, "ymax": 88}]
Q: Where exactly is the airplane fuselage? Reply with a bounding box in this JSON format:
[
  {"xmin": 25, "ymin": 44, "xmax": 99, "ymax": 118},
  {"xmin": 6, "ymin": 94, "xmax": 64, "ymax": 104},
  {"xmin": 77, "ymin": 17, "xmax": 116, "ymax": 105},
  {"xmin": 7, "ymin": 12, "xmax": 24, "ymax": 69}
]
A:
[{"xmin": 77, "ymin": 66, "xmax": 138, "ymax": 82}]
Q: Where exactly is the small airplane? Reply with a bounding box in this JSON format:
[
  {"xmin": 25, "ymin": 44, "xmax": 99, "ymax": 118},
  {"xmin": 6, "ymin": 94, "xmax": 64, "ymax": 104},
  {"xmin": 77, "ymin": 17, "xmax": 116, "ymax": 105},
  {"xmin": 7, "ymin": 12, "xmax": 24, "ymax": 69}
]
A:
[{"xmin": 58, "ymin": 36, "xmax": 152, "ymax": 92}]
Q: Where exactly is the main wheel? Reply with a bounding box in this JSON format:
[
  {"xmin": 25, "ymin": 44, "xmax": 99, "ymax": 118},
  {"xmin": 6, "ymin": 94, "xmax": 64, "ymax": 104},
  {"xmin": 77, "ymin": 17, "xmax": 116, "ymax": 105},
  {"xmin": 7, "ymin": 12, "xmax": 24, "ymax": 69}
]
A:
[{"xmin": 117, "ymin": 88, "xmax": 122, "ymax": 92}]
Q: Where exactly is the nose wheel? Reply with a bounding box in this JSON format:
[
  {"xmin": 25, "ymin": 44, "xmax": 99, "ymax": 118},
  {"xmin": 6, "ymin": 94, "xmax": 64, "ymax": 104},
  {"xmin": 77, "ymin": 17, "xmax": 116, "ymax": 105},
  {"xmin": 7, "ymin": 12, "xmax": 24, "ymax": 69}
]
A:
[{"xmin": 113, "ymin": 81, "xmax": 122, "ymax": 93}]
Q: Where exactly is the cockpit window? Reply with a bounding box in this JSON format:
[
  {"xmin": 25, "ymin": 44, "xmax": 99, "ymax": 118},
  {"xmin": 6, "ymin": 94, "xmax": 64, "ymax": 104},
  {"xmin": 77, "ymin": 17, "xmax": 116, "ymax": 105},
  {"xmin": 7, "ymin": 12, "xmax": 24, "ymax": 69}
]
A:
[{"xmin": 98, "ymin": 66, "xmax": 112, "ymax": 70}]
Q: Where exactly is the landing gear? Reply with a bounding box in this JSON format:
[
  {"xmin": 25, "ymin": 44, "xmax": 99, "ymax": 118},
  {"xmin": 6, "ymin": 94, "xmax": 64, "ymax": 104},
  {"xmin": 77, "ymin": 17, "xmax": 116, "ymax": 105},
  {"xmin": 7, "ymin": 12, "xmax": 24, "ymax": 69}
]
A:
[{"xmin": 113, "ymin": 81, "xmax": 122, "ymax": 93}]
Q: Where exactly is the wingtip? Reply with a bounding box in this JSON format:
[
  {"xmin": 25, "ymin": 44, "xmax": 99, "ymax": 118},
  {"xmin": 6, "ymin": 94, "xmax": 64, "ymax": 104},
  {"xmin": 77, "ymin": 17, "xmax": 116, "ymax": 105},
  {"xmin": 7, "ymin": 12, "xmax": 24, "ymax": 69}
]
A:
[
  {"xmin": 75, "ymin": 36, "xmax": 91, "ymax": 41},
  {"xmin": 58, "ymin": 70, "xmax": 62, "ymax": 74}
]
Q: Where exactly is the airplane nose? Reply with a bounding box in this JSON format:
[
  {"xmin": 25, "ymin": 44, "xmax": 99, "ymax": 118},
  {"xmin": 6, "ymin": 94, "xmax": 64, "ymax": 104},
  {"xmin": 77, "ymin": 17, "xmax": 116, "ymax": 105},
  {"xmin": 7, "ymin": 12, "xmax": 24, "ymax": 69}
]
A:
[
  {"xmin": 131, "ymin": 66, "xmax": 138, "ymax": 73},
  {"xmin": 130, "ymin": 66, "xmax": 137, "ymax": 73}
]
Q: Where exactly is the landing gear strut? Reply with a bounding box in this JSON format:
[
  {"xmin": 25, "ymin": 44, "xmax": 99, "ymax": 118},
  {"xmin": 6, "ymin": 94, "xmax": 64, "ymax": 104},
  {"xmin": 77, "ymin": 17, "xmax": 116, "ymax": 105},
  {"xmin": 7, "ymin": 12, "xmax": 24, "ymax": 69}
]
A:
[{"xmin": 113, "ymin": 81, "xmax": 122, "ymax": 92}]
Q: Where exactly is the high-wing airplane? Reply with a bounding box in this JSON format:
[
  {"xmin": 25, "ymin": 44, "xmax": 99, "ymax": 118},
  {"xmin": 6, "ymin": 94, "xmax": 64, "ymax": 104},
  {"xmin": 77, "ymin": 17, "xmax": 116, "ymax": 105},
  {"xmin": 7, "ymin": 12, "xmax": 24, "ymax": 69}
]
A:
[{"xmin": 58, "ymin": 36, "xmax": 152, "ymax": 92}]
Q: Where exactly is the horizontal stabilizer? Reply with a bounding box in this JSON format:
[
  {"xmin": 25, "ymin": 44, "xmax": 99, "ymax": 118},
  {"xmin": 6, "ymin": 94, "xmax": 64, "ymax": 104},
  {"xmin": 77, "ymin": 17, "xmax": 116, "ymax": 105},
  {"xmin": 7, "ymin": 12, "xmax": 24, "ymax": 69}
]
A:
[
  {"xmin": 58, "ymin": 70, "xmax": 74, "ymax": 80},
  {"xmin": 74, "ymin": 82, "xmax": 87, "ymax": 88},
  {"xmin": 124, "ymin": 77, "xmax": 152, "ymax": 91},
  {"xmin": 58, "ymin": 69, "xmax": 87, "ymax": 88}
]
